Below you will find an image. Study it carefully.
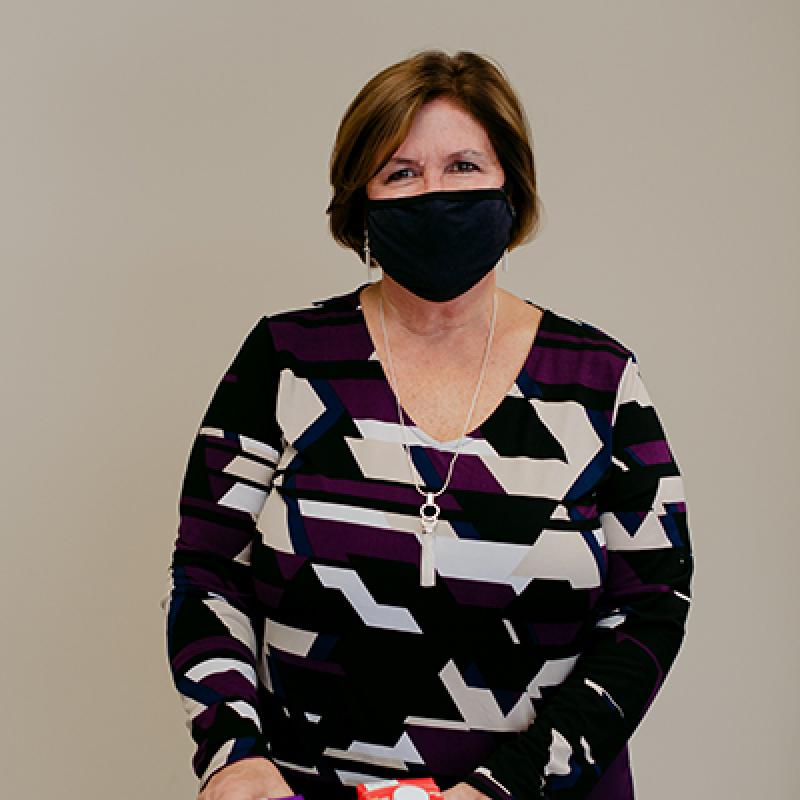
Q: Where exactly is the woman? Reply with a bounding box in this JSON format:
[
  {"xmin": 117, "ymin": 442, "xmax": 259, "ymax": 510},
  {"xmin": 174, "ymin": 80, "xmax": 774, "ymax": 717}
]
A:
[{"xmin": 161, "ymin": 50, "xmax": 692, "ymax": 800}]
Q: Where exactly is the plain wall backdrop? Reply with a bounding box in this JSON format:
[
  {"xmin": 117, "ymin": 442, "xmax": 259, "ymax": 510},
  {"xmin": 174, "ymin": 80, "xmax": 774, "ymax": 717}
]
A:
[{"xmin": 1, "ymin": 1, "xmax": 797, "ymax": 798}]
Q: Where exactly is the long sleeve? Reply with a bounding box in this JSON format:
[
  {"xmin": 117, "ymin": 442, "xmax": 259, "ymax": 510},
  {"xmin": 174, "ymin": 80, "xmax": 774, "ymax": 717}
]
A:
[
  {"xmin": 463, "ymin": 352, "xmax": 693, "ymax": 800},
  {"xmin": 160, "ymin": 316, "xmax": 284, "ymax": 790}
]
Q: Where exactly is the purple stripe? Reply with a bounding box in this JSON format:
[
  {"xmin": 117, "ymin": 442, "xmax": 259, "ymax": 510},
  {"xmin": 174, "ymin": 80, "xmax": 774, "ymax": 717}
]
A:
[
  {"xmin": 574, "ymin": 503, "xmax": 598, "ymax": 518},
  {"xmin": 273, "ymin": 551, "xmax": 306, "ymax": 580},
  {"xmin": 527, "ymin": 620, "xmax": 584, "ymax": 646},
  {"xmin": 173, "ymin": 635, "xmax": 255, "ymax": 671},
  {"xmin": 176, "ymin": 516, "xmax": 253, "ymax": 558},
  {"xmin": 272, "ymin": 649, "xmax": 346, "ymax": 675},
  {"xmin": 527, "ymin": 347, "xmax": 625, "ymax": 392},
  {"xmin": 628, "ymin": 439, "xmax": 672, "ymax": 464},
  {"xmin": 538, "ymin": 329, "xmax": 630, "ymax": 355},
  {"xmin": 330, "ymin": 377, "xmax": 397, "ymax": 420},
  {"xmin": 426, "ymin": 449, "xmax": 506, "ymax": 492},
  {"xmin": 252, "ymin": 578, "xmax": 285, "ymax": 608},
  {"xmin": 304, "ymin": 516, "xmax": 421, "ymax": 564},
  {"xmin": 192, "ymin": 704, "xmax": 219, "ymax": 735},
  {"xmin": 181, "ymin": 565, "xmax": 251, "ymax": 598},
  {"xmin": 180, "ymin": 496, "xmax": 250, "ymax": 521},
  {"xmin": 406, "ymin": 725, "xmax": 510, "ymax": 777},
  {"xmin": 617, "ymin": 631, "xmax": 665, "ymax": 712},
  {"xmin": 200, "ymin": 670, "xmax": 259, "ymax": 699},
  {"xmin": 441, "ymin": 577, "xmax": 517, "ymax": 608},
  {"xmin": 605, "ymin": 552, "xmax": 674, "ymax": 595},
  {"xmin": 586, "ymin": 744, "xmax": 634, "ymax": 800},
  {"xmin": 270, "ymin": 318, "xmax": 371, "ymax": 361}
]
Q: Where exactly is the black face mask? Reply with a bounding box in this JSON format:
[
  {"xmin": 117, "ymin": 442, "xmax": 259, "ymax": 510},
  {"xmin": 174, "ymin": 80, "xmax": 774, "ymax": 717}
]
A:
[{"xmin": 365, "ymin": 186, "xmax": 515, "ymax": 302}]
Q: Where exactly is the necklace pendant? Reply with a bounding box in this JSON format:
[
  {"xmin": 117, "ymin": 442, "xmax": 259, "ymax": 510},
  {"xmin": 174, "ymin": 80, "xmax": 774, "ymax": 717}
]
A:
[
  {"xmin": 419, "ymin": 492, "xmax": 438, "ymax": 587},
  {"xmin": 420, "ymin": 491, "xmax": 440, "ymax": 533}
]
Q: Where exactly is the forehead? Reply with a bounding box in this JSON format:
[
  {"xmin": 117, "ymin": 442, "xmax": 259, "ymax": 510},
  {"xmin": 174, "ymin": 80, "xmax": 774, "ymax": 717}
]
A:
[{"xmin": 392, "ymin": 95, "xmax": 494, "ymax": 157}]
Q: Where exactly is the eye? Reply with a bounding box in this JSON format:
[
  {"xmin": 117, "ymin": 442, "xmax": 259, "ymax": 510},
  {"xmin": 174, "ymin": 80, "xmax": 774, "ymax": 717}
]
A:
[
  {"xmin": 386, "ymin": 167, "xmax": 416, "ymax": 183},
  {"xmin": 449, "ymin": 160, "xmax": 480, "ymax": 173}
]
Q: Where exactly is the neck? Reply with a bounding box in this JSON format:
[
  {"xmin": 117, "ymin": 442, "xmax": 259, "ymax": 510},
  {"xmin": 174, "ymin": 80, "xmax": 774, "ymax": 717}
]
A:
[{"xmin": 371, "ymin": 272, "xmax": 498, "ymax": 340}]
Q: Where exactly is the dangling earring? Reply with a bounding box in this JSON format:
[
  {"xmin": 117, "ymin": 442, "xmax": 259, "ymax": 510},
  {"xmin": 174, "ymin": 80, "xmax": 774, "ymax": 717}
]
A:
[
  {"xmin": 364, "ymin": 228, "xmax": 381, "ymax": 282},
  {"xmin": 363, "ymin": 227, "xmax": 371, "ymax": 280},
  {"xmin": 502, "ymin": 247, "xmax": 509, "ymax": 273}
]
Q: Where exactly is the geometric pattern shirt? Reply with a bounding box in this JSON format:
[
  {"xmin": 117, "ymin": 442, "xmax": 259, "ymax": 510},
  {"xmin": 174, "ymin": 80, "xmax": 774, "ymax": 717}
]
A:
[{"xmin": 161, "ymin": 283, "xmax": 693, "ymax": 800}]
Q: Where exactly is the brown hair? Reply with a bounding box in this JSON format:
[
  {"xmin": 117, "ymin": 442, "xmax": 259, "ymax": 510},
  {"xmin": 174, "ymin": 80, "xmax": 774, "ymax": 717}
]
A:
[{"xmin": 326, "ymin": 49, "xmax": 542, "ymax": 260}]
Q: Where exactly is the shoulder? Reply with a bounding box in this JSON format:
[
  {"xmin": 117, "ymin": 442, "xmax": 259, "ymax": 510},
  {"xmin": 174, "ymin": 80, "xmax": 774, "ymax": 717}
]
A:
[
  {"xmin": 265, "ymin": 285, "xmax": 362, "ymax": 324},
  {"xmin": 261, "ymin": 285, "xmax": 365, "ymax": 356},
  {"xmin": 537, "ymin": 303, "xmax": 637, "ymax": 395},
  {"xmin": 544, "ymin": 305, "xmax": 634, "ymax": 356}
]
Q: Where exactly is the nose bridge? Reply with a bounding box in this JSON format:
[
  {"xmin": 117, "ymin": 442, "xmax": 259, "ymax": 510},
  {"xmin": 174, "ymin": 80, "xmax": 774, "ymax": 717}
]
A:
[{"xmin": 422, "ymin": 166, "xmax": 444, "ymax": 193}]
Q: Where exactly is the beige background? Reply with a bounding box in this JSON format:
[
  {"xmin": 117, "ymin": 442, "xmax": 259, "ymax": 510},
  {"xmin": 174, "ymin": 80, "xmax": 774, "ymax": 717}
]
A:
[{"xmin": 1, "ymin": 1, "xmax": 797, "ymax": 798}]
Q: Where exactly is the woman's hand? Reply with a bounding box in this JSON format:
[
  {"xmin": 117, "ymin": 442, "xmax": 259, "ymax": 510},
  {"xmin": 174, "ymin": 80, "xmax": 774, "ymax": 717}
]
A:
[
  {"xmin": 441, "ymin": 782, "xmax": 491, "ymax": 800},
  {"xmin": 197, "ymin": 756, "xmax": 295, "ymax": 800}
]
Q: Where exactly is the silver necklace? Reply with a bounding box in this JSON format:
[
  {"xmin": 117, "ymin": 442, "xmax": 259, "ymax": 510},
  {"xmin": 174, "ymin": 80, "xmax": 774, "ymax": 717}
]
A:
[{"xmin": 378, "ymin": 287, "xmax": 499, "ymax": 587}]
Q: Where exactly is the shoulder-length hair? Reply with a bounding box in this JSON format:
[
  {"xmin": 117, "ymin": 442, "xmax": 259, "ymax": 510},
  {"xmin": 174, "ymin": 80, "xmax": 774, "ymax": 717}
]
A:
[{"xmin": 326, "ymin": 49, "xmax": 542, "ymax": 261}]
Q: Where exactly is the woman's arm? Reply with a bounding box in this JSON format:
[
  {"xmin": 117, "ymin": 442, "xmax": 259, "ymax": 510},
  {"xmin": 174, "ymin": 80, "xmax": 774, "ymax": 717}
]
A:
[
  {"xmin": 463, "ymin": 352, "xmax": 693, "ymax": 800},
  {"xmin": 160, "ymin": 316, "xmax": 285, "ymax": 791}
]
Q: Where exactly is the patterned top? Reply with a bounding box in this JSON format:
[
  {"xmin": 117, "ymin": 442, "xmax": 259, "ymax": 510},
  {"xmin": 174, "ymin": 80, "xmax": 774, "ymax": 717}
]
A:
[{"xmin": 161, "ymin": 283, "xmax": 692, "ymax": 800}]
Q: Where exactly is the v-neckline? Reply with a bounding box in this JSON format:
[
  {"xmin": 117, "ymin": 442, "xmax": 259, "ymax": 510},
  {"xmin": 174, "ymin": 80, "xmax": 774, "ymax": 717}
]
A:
[{"xmin": 349, "ymin": 282, "xmax": 550, "ymax": 449}]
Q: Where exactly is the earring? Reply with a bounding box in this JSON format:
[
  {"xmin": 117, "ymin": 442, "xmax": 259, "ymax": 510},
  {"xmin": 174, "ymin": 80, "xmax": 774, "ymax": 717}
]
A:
[
  {"xmin": 364, "ymin": 228, "xmax": 381, "ymax": 281},
  {"xmin": 502, "ymin": 248, "xmax": 509, "ymax": 272}
]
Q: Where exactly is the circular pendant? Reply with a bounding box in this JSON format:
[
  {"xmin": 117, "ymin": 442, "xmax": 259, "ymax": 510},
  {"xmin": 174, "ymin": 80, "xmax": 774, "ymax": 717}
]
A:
[{"xmin": 420, "ymin": 491, "xmax": 440, "ymax": 533}]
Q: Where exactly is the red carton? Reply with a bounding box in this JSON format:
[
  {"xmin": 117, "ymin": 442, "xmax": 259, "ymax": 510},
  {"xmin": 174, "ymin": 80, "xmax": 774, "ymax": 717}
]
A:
[{"xmin": 356, "ymin": 777, "xmax": 444, "ymax": 800}]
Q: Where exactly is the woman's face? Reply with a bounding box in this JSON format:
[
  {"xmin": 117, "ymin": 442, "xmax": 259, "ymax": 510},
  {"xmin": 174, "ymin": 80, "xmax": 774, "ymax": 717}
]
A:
[{"xmin": 365, "ymin": 95, "xmax": 505, "ymax": 200}]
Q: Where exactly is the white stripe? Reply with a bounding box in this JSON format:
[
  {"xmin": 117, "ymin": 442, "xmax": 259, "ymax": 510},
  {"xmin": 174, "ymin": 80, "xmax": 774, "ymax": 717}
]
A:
[
  {"xmin": 544, "ymin": 729, "xmax": 573, "ymax": 776},
  {"xmin": 528, "ymin": 656, "xmax": 580, "ymax": 700},
  {"xmin": 199, "ymin": 425, "xmax": 225, "ymax": 439},
  {"xmin": 503, "ymin": 618, "xmax": 520, "ymax": 644},
  {"xmin": 264, "ymin": 618, "xmax": 318, "ymax": 656},
  {"xmin": 201, "ymin": 740, "xmax": 236, "ymax": 787},
  {"xmin": 473, "ymin": 766, "xmax": 512, "ymax": 796},
  {"xmin": 323, "ymin": 747, "xmax": 406, "ymax": 770},
  {"xmin": 403, "ymin": 716, "xmax": 470, "ymax": 730},
  {"xmin": 355, "ymin": 418, "xmax": 496, "ymax": 454},
  {"xmin": 335, "ymin": 732, "xmax": 423, "ymax": 764},
  {"xmin": 585, "ymin": 678, "xmax": 625, "ymax": 717},
  {"xmin": 225, "ymin": 454, "xmax": 274, "ymax": 486},
  {"xmin": 298, "ymin": 497, "xmax": 399, "ymax": 528},
  {"xmin": 228, "ymin": 700, "xmax": 262, "ymax": 730},
  {"xmin": 312, "ymin": 565, "xmax": 423, "ymax": 634},
  {"xmin": 197, "ymin": 428, "xmax": 280, "ymax": 468},
  {"xmin": 335, "ymin": 768, "xmax": 394, "ymax": 786},
  {"xmin": 297, "ymin": 497, "xmax": 460, "ymax": 544},
  {"xmin": 596, "ymin": 612, "xmax": 626, "ymax": 629},
  {"xmin": 272, "ymin": 757, "xmax": 320, "ymax": 775},
  {"xmin": 439, "ymin": 659, "xmax": 535, "ymax": 731},
  {"xmin": 240, "ymin": 434, "xmax": 281, "ymax": 463},
  {"xmin": 219, "ymin": 482, "xmax": 268, "ymax": 516},
  {"xmin": 202, "ymin": 596, "xmax": 258, "ymax": 652},
  {"xmin": 581, "ymin": 736, "xmax": 595, "ymax": 764},
  {"xmin": 185, "ymin": 657, "xmax": 257, "ymax": 685}
]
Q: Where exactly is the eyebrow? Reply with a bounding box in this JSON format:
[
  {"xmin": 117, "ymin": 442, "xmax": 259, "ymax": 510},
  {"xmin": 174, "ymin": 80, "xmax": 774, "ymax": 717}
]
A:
[{"xmin": 384, "ymin": 149, "xmax": 488, "ymax": 167}]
